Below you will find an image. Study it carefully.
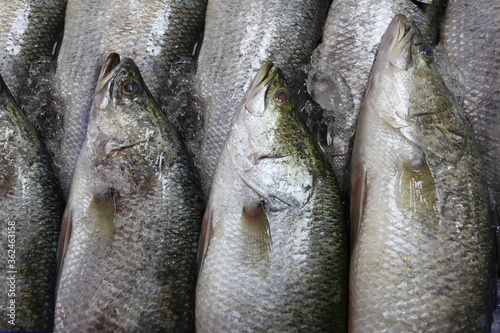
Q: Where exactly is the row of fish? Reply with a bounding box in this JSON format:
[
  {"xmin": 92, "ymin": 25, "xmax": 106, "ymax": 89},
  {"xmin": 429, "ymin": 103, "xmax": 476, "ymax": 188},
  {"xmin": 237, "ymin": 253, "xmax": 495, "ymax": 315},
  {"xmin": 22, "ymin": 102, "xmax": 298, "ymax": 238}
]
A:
[{"xmin": 0, "ymin": 0, "xmax": 498, "ymax": 332}]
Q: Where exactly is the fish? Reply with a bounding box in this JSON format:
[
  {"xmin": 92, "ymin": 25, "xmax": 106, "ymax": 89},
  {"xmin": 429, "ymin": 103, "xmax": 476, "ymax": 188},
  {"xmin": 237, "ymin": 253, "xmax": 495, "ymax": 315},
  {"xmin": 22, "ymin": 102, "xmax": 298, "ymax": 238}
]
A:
[
  {"xmin": 196, "ymin": 62, "xmax": 349, "ymax": 332},
  {"xmin": 307, "ymin": 0, "xmax": 446, "ymax": 204},
  {"xmin": 349, "ymin": 15, "xmax": 496, "ymax": 332},
  {"xmin": 193, "ymin": 0, "xmax": 330, "ymax": 197},
  {"xmin": 0, "ymin": 73, "xmax": 64, "ymax": 332},
  {"xmin": 50, "ymin": 0, "xmax": 208, "ymax": 198},
  {"xmin": 54, "ymin": 54, "xmax": 205, "ymax": 332},
  {"xmin": 0, "ymin": 0, "xmax": 67, "ymax": 103},
  {"xmin": 437, "ymin": 0, "xmax": 500, "ymax": 263}
]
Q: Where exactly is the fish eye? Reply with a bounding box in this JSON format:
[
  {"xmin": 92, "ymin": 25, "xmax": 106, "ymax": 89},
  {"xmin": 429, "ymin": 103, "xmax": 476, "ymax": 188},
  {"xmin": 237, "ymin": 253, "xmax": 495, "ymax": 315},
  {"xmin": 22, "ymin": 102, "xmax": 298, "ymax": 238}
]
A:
[
  {"xmin": 420, "ymin": 45, "xmax": 434, "ymax": 62},
  {"xmin": 275, "ymin": 88, "xmax": 291, "ymax": 107},
  {"xmin": 121, "ymin": 80, "xmax": 141, "ymax": 96}
]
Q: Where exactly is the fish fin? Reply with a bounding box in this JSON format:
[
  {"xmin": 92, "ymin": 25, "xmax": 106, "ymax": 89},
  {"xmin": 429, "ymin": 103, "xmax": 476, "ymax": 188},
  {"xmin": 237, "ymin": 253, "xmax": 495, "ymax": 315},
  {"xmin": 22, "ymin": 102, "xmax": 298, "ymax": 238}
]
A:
[
  {"xmin": 197, "ymin": 204, "xmax": 214, "ymax": 276},
  {"xmin": 87, "ymin": 187, "xmax": 116, "ymax": 256},
  {"xmin": 350, "ymin": 163, "xmax": 367, "ymax": 250},
  {"xmin": 240, "ymin": 202, "xmax": 272, "ymax": 265},
  {"xmin": 396, "ymin": 155, "xmax": 438, "ymax": 222},
  {"xmin": 56, "ymin": 205, "xmax": 73, "ymax": 280}
]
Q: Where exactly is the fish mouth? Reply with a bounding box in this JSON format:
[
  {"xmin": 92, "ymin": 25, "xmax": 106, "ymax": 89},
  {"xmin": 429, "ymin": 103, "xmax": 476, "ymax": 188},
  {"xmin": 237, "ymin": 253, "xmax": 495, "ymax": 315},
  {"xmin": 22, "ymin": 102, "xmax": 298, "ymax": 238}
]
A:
[
  {"xmin": 375, "ymin": 15, "xmax": 415, "ymax": 70},
  {"xmin": 95, "ymin": 53, "xmax": 121, "ymax": 93},
  {"xmin": 243, "ymin": 62, "xmax": 280, "ymax": 116}
]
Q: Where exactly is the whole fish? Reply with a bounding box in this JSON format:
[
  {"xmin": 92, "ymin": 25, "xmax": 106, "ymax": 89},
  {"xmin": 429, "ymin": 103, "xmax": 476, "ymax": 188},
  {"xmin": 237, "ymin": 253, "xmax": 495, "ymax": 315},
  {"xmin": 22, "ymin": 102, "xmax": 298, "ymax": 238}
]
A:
[
  {"xmin": 196, "ymin": 62, "xmax": 349, "ymax": 332},
  {"xmin": 51, "ymin": 0, "xmax": 207, "ymax": 198},
  {"xmin": 54, "ymin": 54, "xmax": 204, "ymax": 332},
  {"xmin": 438, "ymin": 0, "xmax": 500, "ymax": 254},
  {"xmin": 0, "ymin": 0, "xmax": 66, "ymax": 103},
  {"xmin": 307, "ymin": 0, "xmax": 446, "ymax": 201},
  {"xmin": 193, "ymin": 0, "xmax": 330, "ymax": 196},
  {"xmin": 350, "ymin": 15, "xmax": 495, "ymax": 332},
  {"xmin": 0, "ymin": 74, "xmax": 64, "ymax": 332}
]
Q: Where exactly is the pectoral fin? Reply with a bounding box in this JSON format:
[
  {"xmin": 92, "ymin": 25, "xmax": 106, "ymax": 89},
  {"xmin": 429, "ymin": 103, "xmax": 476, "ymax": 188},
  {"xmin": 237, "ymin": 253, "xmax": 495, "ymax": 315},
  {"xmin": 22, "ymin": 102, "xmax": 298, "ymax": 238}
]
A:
[
  {"xmin": 87, "ymin": 187, "xmax": 116, "ymax": 256},
  {"xmin": 396, "ymin": 156, "xmax": 438, "ymax": 222},
  {"xmin": 240, "ymin": 202, "xmax": 272, "ymax": 265}
]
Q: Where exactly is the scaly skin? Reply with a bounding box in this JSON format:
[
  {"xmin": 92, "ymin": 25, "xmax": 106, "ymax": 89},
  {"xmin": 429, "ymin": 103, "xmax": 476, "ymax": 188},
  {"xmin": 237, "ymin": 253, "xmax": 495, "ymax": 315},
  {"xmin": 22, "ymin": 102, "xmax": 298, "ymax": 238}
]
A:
[
  {"xmin": 439, "ymin": 0, "xmax": 500, "ymax": 248},
  {"xmin": 307, "ymin": 0, "xmax": 446, "ymax": 202},
  {"xmin": 350, "ymin": 15, "xmax": 495, "ymax": 332},
  {"xmin": 0, "ymin": 74, "xmax": 64, "ymax": 332},
  {"xmin": 0, "ymin": 0, "xmax": 67, "ymax": 103},
  {"xmin": 51, "ymin": 0, "xmax": 207, "ymax": 198},
  {"xmin": 196, "ymin": 63, "xmax": 349, "ymax": 332},
  {"xmin": 54, "ymin": 55, "xmax": 204, "ymax": 332},
  {"xmin": 194, "ymin": 0, "xmax": 330, "ymax": 197}
]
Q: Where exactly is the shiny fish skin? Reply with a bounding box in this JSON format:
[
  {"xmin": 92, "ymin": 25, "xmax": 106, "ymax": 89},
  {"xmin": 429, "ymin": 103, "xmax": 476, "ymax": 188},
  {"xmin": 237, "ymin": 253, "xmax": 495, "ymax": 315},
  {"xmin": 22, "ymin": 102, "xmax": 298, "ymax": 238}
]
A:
[
  {"xmin": 196, "ymin": 63, "xmax": 349, "ymax": 332},
  {"xmin": 307, "ymin": 0, "xmax": 446, "ymax": 200},
  {"xmin": 194, "ymin": 0, "xmax": 330, "ymax": 196},
  {"xmin": 350, "ymin": 15, "xmax": 495, "ymax": 332},
  {"xmin": 0, "ymin": 0, "xmax": 67, "ymax": 103},
  {"xmin": 0, "ymin": 74, "xmax": 64, "ymax": 332},
  {"xmin": 438, "ymin": 0, "xmax": 500, "ymax": 245},
  {"xmin": 54, "ymin": 55, "xmax": 204, "ymax": 332},
  {"xmin": 51, "ymin": 0, "xmax": 207, "ymax": 198}
]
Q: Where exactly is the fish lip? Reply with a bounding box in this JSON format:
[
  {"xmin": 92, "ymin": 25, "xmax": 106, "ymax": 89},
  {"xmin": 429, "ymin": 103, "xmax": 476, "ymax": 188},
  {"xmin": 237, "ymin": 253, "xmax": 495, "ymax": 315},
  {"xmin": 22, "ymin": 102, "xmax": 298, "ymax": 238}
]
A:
[
  {"xmin": 375, "ymin": 15, "xmax": 414, "ymax": 67},
  {"xmin": 95, "ymin": 53, "xmax": 121, "ymax": 93},
  {"xmin": 250, "ymin": 61, "xmax": 276, "ymax": 91},
  {"xmin": 242, "ymin": 62, "xmax": 279, "ymax": 116},
  {"xmin": 386, "ymin": 15, "xmax": 415, "ymax": 67}
]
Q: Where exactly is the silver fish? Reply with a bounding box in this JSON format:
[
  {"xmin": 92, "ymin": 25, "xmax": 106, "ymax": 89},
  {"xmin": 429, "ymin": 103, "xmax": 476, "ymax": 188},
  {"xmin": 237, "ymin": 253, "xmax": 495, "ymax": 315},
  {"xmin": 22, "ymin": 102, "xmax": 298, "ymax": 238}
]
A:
[
  {"xmin": 0, "ymin": 74, "xmax": 64, "ymax": 332},
  {"xmin": 196, "ymin": 62, "xmax": 349, "ymax": 332},
  {"xmin": 438, "ymin": 0, "xmax": 500, "ymax": 254},
  {"xmin": 193, "ymin": 0, "xmax": 330, "ymax": 196},
  {"xmin": 51, "ymin": 0, "xmax": 207, "ymax": 198},
  {"xmin": 307, "ymin": 0, "xmax": 446, "ymax": 200},
  {"xmin": 350, "ymin": 15, "xmax": 495, "ymax": 332},
  {"xmin": 0, "ymin": 0, "xmax": 66, "ymax": 103},
  {"xmin": 54, "ymin": 54, "xmax": 204, "ymax": 332}
]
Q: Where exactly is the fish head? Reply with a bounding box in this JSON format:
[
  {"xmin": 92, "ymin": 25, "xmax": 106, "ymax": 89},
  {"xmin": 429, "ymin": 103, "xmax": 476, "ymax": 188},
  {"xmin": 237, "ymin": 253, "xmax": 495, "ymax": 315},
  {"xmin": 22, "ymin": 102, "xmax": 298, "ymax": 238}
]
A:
[
  {"xmin": 91, "ymin": 53, "xmax": 158, "ymax": 142},
  {"xmin": 366, "ymin": 15, "xmax": 466, "ymax": 164},
  {"xmin": 88, "ymin": 53, "xmax": 170, "ymax": 193},
  {"xmin": 231, "ymin": 62, "xmax": 298, "ymax": 163},
  {"xmin": 228, "ymin": 62, "xmax": 324, "ymax": 209}
]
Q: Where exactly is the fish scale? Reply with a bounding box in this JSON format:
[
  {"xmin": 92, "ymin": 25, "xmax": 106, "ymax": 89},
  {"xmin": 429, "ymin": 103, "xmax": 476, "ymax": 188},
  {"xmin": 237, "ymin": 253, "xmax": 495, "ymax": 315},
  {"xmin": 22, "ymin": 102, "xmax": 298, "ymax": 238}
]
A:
[
  {"xmin": 438, "ymin": 0, "xmax": 500, "ymax": 245},
  {"xmin": 308, "ymin": 0, "xmax": 446, "ymax": 202},
  {"xmin": 0, "ymin": 0, "xmax": 67, "ymax": 103},
  {"xmin": 196, "ymin": 63, "xmax": 348, "ymax": 332},
  {"xmin": 0, "ymin": 74, "xmax": 64, "ymax": 332},
  {"xmin": 54, "ymin": 56, "xmax": 204, "ymax": 332},
  {"xmin": 349, "ymin": 15, "xmax": 495, "ymax": 332},
  {"xmin": 193, "ymin": 0, "xmax": 330, "ymax": 197},
  {"xmin": 50, "ymin": 0, "xmax": 207, "ymax": 198}
]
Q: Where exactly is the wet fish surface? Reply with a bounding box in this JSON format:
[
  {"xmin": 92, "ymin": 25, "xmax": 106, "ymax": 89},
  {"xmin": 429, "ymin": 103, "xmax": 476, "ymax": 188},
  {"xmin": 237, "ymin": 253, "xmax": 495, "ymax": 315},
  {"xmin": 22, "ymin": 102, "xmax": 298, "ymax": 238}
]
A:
[
  {"xmin": 196, "ymin": 62, "xmax": 349, "ymax": 332},
  {"xmin": 437, "ymin": 0, "xmax": 500, "ymax": 245},
  {"xmin": 193, "ymin": 0, "xmax": 330, "ymax": 196},
  {"xmin": 307, "ymin": 0, "xmax": 446, "ymax": 201},
  {"xmin": 0, "ymin": 74, "xmax": 64, "ymax": 332},
  {"xmin": 54, "ymin": 54, "xmax": 204, "ymax": 332},
  {"xmin": 350, "ymin": 15, "xmax": 495, "ymax": 332},
  {"xmin": 0, "ymin": 0, "xmax": 67, "ymax": 103},
  {"xmin": 51, "ymin": 0, "xmax": 207, "ymax": 198}
]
